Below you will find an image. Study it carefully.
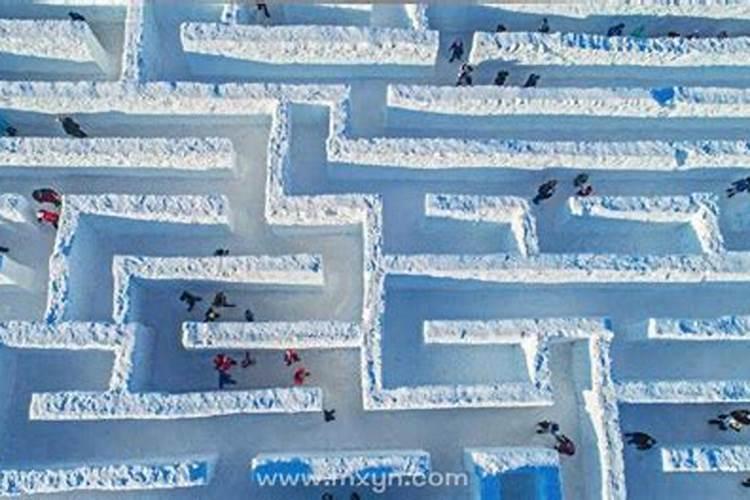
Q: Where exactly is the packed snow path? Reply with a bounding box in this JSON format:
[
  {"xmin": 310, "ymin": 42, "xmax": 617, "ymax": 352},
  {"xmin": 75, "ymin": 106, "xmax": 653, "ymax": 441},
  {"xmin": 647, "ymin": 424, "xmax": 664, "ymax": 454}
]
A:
[{"xmin": 4, "ymin": 1, "xmax": 750, "ymax": 499}]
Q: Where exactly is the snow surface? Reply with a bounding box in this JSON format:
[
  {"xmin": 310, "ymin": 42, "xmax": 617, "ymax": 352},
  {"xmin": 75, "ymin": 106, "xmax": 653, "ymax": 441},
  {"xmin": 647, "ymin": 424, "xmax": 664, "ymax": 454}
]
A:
[
  {"xmin": 662, "ymin": 445, "xmax": 750, "ymax": 473},
  {"xmin": 181, "ymin": 23, "xmax": 439, "ymax": 66},
  {"xmin": 0, "ymin": 458, "xmax": 214, "ymax": 496},
  {"xmin": 3, "ymin": 2, "xmax": 750, "ymax": 499},
  {"xmin": 0, "ymin": 137, "xmax": 236, "ymax": 174},
  {"xmin": 470, "ymin": 32, "xmax": 750, "ymax": 68},
  {"xmin": 0, "ymin": 18, "xmax": 111, "ymax": 72},
  {"xmin": 252, "ymin": 449, "xmax": 430, "ymax": 481}
]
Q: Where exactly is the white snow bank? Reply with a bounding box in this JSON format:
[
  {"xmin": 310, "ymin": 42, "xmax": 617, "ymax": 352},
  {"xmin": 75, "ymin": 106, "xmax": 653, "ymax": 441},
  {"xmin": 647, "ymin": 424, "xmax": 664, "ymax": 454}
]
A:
[
  {"xmin": 424, "ymin": 318, "xmax": 609, "ymax": 344},
  {"xmin": 617, "ymin": 380, "xmax": 750, "ymax": 403},
  {"xmin": 181, "ymin": 23, "xmax": 438, "ymax": 66},
  {"xmin": 0, "ymin": 194, "xmax": 32, "ymax": 224},
  {"xmin": 46, "ymin": 194, "xmax": 232, "ymax": 323},
  {"xmin": 583, "ymin": 334, "xmax": 626, "ymax": 500},
  {"xmin": 0, "ymin": 19, "xmax": 112, "ymax": 75},
  {"xmin": 328, "ymin": 137, "xmax": 750, "ymax": 171},
  {"xmin": 370, "ymin": 383, "xmax": 551, "ymax": 411},
  {"xmin": 567, "ymin": 193, "xmax": 723, "ymax": 254},
  {"xmin": 30, "ymin": 387, "xmax": 322, "ymax": 420},
  {"xmin": 387, "ymin": 85, "xmax": 750, "ymax": 118},
  {"xmin": 470, "ymin": 31, "xmax": 750, "ymax": 67},
  {"xmin": 384, "ymin": 253, "xmax": 750, "ymax": 284},
  {"xmin": 662, "ymin": 445, "xmax": 750, "ymax": 472},
  {"xmin": 465, "ymin": 447, "xmax": 559, "ymax": 475},
  {"xmin": 251, "ymin": 450, "xmax": 430, "ymax": 481},
  {"xmin": 182, "ymin": 321, "xmax": 361, "ymax": 349},
  {"xmin": 0, "ymin": 81, "xmax": 341, "ymax": 117},
  {"xmin": 648, "ymin": 315, "xmax": 750, "ymax": 340},
  {"xmin": 0, "ymin": 458, "xmax": 214, "ymax": 496},
  {"xmin": 0, "ymin": 322, "xmax": 151, "ymax": 392},
  {"xmin": 113, "ymin": 254, "xmax": 323, "ymax": 323},
  {"xmin": 0, "ymin": 137, "xmax": 235, "ymax": 174},
  {"xmin": 479, "ymin": 2, "xmax": 750, "ymax": 20},
  {"xmin": 425, "ymin": 194, "xmax": 539, "ymax": 257}
]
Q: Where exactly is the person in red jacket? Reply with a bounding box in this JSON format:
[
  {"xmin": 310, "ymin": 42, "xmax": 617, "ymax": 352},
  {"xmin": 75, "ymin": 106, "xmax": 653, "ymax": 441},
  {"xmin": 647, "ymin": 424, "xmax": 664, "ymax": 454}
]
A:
[
  {"xmin": 284, "ymin": 348, "xmax": 301, "ymax": 366},
  {"xmin": 213, "ymin": 353, "xmax": 236, "ymax": 373},
  {"xmin": 293, "ymin": 367, "xmax": 311, "ymax": 386},
  {"xmin": 554, "ymin": 434, "xmax": 576, "ymax": 456},
  {"xmin": 36, "ymin": 209, "xmax": 60, "ymax": 229}
]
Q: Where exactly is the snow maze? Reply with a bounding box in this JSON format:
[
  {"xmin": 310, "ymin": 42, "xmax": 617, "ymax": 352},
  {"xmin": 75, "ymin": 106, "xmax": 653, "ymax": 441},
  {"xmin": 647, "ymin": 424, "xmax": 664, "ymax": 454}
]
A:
[{"xmin": 8, "ymin": 0, "xmax": 750, "ymax": 498}]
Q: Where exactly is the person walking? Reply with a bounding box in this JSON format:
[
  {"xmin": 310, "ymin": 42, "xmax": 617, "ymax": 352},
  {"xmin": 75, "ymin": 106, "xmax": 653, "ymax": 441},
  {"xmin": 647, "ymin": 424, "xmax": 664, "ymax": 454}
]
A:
[{"xmin": 624, "ymin": 432, "xmax": 657, "ymax": 450}]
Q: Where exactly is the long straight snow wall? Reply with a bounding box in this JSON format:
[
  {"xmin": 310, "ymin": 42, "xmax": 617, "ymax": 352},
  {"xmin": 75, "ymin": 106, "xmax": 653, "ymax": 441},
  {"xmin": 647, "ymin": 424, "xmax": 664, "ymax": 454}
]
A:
[
  {"xmin": 386, "ymin": 85, "xmax": 750, "ymax": 120},
  {"xmin": 470, "ymin": 32, "xmax": 750, "ymax": 67},
  {"xmin": 0, "ymin": 458, "xmax": 214, "ymax": 496},
  {"xmin": 251, "ymin": 450, "xmax": 430, "ymax": 482},
  {"xmin": 328, "ymin": 137, "xmax": 750, "ymax": 172},
  {"xmin": 0, "ymin": 19, "xmax": 113, "ymax": 78},
  {"xmin": 0, "ymin": 137, "xmax": 235, "ymax": 175},
  {"xmin": 181, "ymin": 23, "xmax": 438, "ymax": 66}
]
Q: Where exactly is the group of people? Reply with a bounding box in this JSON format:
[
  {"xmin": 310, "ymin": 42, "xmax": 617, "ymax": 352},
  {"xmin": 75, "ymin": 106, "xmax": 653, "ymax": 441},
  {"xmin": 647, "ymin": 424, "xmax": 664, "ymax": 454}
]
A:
[
  {"xmin": 499, "ymin": 16, "xmax": 726, "ymax": 40},
  {"xmin": 179, "ymin": 288, "xmax": 255, "ymax": 324},
  {"xmin": 449, "ymin": 39, "xmax": 540, "ymax": 88},
  {"xmin": 533, "ymin": 173, "xmax": 594, "ymax": 205},
  {"xmin": 33, "ymin": 188, "xmax": 63, "ymax": 229},
  {"xmin": 448, "ymin": 16, "xmax": 734, "ymax": 87},
  {"xmin": 189, "ymin": 289, "xmax": 319, "ymax": 387},
  {"xmin": 1, "ymin": 115, "xmax": 87, "ymax": 139},
  {"xmin": 536, "ymin": 420, "xmax": 576, "ymax": 456},
  {"xmin": 727, "ymin": 177, "xmax": 750, "ymax": 198},
  {"xmin": 708, "ymin": 409, "xmax": 750, "ymax": 433},
  {"xmin": 539, "ymin": 419, "xmax": 659, "ymax": 457}
]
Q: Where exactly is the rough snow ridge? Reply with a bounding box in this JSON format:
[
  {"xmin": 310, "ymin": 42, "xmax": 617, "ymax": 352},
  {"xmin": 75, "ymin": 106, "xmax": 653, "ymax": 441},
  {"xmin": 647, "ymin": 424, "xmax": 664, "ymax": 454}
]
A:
[
  {"xmin": 470, "ymin": 32, "xmax": 750, "ymax": 68},
  {"xmin": 29, "ymin": 387, "xmax": 323, "ymax": 420},
  {"xmin": 425, "ymin": 194, "xmax": 539, "ymax": 257},
  {"xmin": 45, "ymin": 194, "xmax": 232, "ymax": 323},
  {"xmin": 404, "ymin": 4, "xmax": 429, "ymax": 31},
  {"xmin": 481, "ymin": 2, "xmax": 750, "ymax": 19},
  {"xmin": 0, "ymin": 137, "xmax": 236, "ymax": 174},
  {"xmin": 0, "ymin": 458, "xmax": 214, "ymax": 496},
  {"xmin": 662, "ymin": 445, "xmax": 750, "ymax": 473},
  {"xmin": 251, "ymin": 450, "xmax": 430, "ymax": 481},
  {"xmin": 181, "ymin": 23, "xmax": 439, "ymax": 66},
  {"xmin": 383, "ymin": 253, "xmax": 750, "ymax": 284},
  {"xmin": 616, "ymin": 379, "xmax": 750, "ymax": 403},
  {"xmin": 583, "ymin": 333, "xmax": 626, "ymax": 500},
  {"xmin": 648, "ymin": 315, "xmax": 750, "ymax": 340},
  {"xmin": 182, "ymin": 321, "xmax": 362, "ymax": 349},
  {"xmin": 567, "ymin": 194, "xmax": 724, "ymax": 254},
  {"xmin": 387, "ymin": 85, "xmax": 750, "ymax": 118},
  {"xmin": 0, "ymin": 19, "xmax": 112, "ymax": 76},
  {"xmin": 328, "ymin": 137, "xmax": 750, "ymax": 171},
  {"xmin": 465, "ymin": 447, "xmax": 559, "ymax": 475},
  {"xmin": 120, "ymin": 0, "xmax": 150, "ymax": 82},
  {"xmin": 112, "ymin": 254, "xmax": 323, "ymax": 323}
]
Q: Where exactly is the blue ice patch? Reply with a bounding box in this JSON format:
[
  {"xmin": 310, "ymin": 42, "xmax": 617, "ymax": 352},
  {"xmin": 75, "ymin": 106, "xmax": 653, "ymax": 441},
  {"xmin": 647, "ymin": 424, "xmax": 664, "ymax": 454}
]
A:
[{"xmin": 651, "ymin": 88, "xmax": 675, "ymax": 107}]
